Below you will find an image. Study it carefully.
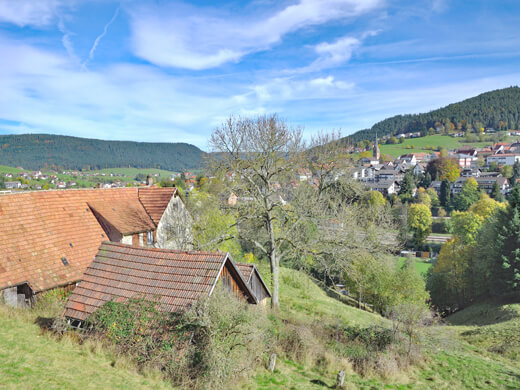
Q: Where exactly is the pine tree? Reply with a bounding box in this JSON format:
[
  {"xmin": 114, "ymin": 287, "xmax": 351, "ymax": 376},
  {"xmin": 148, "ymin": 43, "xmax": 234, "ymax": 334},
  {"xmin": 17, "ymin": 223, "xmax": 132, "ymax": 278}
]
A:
[
  {"xmin": 511, "ymin": 160, "xmax": 520, "ymax": 186},
  {"xmin": 440, "ymin": 179, "xmax": 451, "ymax": 208},
  {"xmin": 490, "ymin": 180, "xmax": 504, "ymax": 201},
  {"xmin": 398, "ymin": 170, "xmax": 414, "ymax": 200},
  {"xmin": 494, "ymin": 186, "xmax": 520, "ymax": 294},
  {"xmin": 420, "ymin": 172, "xmax": 432, "ymax": 188}
]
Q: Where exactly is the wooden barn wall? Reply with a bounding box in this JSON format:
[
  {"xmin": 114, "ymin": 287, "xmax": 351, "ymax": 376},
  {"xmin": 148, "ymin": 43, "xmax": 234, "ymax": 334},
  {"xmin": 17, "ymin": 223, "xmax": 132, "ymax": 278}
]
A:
[
  {"xmin": 250, "ymin": 272, "xmax": 269, "ymax": 302},
  {"xmin": 220, "ymin": 264, "xmax": 248, "ymax": 301}
]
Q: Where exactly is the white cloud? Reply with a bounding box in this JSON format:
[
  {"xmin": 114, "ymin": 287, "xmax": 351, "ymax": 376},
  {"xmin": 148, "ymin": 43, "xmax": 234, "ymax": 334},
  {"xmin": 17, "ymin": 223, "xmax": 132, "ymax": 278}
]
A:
[
  {"xmin": 0, "ymin": 0, "xmax": 63, "ymax": 27},
  {"xmin": 0, "ymin": 37, "xmax": 247, "ymax": 147},
  {"xmin": 128, "ymin": 0, "xmax": 383, "ymax": 70}
]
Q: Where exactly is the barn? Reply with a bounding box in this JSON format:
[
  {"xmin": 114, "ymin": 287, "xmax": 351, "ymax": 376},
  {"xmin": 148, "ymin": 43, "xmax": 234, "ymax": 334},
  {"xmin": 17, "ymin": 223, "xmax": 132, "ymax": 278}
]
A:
[{"xmin": 236, "ymin": 263, "xmax": 271, "ymax": 305}]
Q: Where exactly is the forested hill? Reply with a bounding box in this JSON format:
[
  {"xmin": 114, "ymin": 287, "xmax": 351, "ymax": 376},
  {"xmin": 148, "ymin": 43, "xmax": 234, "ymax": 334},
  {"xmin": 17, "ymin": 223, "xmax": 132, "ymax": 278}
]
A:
[
  {"xmin": 0, "ymin": 134, "xmax": 205, "ymax": 171},
  {"xmin": 347, "ymin": 86, "xmax": 520, "ymax": 143}
]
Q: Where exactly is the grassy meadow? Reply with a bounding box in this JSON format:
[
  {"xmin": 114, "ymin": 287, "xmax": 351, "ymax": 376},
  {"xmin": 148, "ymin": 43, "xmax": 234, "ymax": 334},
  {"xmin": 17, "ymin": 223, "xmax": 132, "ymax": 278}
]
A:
[
  {"xmin": 1, "ymin": 266, "xmax": 520, "ymax": 389},
  {"xmin": 380, "ymin": 135, "xmax": 491, "ymax": 158}
]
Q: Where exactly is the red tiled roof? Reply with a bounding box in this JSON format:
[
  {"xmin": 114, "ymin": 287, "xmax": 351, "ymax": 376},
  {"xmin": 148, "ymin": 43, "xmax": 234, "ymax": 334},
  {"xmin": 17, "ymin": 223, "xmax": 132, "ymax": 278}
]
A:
[
  {"xmin": 0, "ymin": 188, "xmax": 175, "ymax": 293},
  {"xmin": 138, "ymin": 187, "xmax": 177, "ymax": 225},
  {"xmin": 88, "ymin": 198, "xmax": 154, "ymax": 235},
  {"xmin": 64, "ymin": 242, "xmax": 256, "ymax": 321}
]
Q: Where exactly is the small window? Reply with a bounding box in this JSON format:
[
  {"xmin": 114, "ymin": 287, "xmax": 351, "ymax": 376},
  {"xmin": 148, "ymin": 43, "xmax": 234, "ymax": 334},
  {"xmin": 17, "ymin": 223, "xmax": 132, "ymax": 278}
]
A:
[
  {"xmin": 61, "ymin": 257, "xmax": 69, "ymax": 266},
  {"xmin": 147, "ymin": 231, "xmax": 154, "ymax": 245}
]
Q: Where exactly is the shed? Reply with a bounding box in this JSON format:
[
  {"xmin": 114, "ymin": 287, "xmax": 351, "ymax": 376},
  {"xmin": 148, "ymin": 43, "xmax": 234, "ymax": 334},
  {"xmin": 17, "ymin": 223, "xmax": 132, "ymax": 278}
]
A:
[
  {"xmin": 236, "ymin": 263, "xmax": 271, "ymax": 305},
  {"xmin": 63, "ymin": 242, "xmax": 258, "ymax": 325}
]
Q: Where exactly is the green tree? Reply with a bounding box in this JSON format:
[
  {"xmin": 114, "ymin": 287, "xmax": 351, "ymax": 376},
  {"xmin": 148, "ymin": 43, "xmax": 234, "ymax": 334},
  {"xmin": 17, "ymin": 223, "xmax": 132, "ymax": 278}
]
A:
[
  {"xmin": 399, "ymin": 170, "xmax": 414, "ymax": 200},
  {"xmin": 365, "ymin": 190, "xmax": 386, "ymax": 207},
  {"xmin": 453, "ymin": 177, "xmax": 480, "ymax": 211},
  {"xmin": 408, "ymin": 203, "xmax": 432, "ymax": 248},
  {"xmin": 501, "ymin": 165, "xmax": 513, "ymax": 178},
  {"xmin": 490, "ymin": 180, "xmax": 504, "ymax": 201},
  {"xmin": 494, "ymin": 186, "xmax": 520, "ymax": 293},
  {"xmin": 511, "ymin": 160, "xmax": 520, "ymax": 186},
  {"xmin": 440, "ymin": 179, "xmax": 451, "ymax": 208}
]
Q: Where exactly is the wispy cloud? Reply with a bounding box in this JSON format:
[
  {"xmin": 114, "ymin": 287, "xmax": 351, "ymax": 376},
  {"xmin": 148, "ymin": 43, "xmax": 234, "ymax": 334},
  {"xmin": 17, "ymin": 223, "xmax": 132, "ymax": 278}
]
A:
[
  {"xmin": 0, "ymin": 0, "xmax": 64, "ymax": 27},
  {"xmin": 128, "ymin": 0, "xmax": 383, "ymax": 70}
]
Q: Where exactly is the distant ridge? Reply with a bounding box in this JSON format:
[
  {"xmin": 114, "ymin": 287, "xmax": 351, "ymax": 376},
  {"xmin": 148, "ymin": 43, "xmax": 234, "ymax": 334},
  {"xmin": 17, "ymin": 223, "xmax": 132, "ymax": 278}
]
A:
[
  {"xmin": 0, "ymin": 134, "xmax": 204, "ymax": 171},
  {"xmin": 346, "ymin": 86, "xmax": 520, "ymax": 143}
]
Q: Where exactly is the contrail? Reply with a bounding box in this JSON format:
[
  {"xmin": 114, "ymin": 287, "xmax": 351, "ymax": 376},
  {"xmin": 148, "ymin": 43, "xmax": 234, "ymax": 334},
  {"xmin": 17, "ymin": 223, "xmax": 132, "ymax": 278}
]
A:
[{"xmin": 87, "ymin": 5, "xmax": 120, "ymax": 61}]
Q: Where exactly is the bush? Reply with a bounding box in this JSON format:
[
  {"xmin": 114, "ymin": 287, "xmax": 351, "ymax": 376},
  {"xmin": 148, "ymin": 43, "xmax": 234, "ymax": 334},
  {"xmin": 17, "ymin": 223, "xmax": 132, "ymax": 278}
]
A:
[{"xmin": 84, "ymin": 288, "xmax": 268, "ymax": 389}]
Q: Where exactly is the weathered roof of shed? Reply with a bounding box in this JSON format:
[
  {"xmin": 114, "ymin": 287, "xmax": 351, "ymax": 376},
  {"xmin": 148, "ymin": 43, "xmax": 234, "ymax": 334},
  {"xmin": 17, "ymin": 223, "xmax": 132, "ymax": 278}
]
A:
[
  {"xmin": 236, "ymin": 263, "xmax": 271, "ymax": 298},
  {"xmin": 64, "ymin": 242, "xmax": 256, "ymax": 321}
]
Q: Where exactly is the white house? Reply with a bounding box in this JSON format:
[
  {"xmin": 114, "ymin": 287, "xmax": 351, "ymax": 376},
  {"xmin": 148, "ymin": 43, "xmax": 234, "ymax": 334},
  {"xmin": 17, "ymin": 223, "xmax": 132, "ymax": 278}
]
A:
[{"xmin": 486, "ymin": 154, "xmax": 520, "ymax": 167}]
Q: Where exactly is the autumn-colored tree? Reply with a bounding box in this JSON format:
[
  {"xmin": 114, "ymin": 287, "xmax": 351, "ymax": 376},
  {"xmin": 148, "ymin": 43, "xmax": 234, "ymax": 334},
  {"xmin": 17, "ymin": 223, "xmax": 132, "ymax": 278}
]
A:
[{"xmin": 408, "ymin": 203, "xmax": 432, "ymax": 248}]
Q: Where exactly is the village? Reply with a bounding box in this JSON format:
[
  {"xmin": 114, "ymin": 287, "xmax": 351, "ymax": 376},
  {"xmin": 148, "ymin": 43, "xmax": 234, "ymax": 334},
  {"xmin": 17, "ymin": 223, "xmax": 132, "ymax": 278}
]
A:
[{"xmin": 351, "ymin": 135, "xmax": 518, "ymax": 198}]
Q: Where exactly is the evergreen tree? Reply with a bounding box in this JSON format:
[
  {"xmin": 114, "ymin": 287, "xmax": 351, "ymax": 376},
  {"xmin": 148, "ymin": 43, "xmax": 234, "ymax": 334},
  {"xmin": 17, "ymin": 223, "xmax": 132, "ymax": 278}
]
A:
[
  {"xmin": 398, "ymin": 170, "xmax": 414, "ymax": 200},
  {"xmin": 440, "ymin": 179, "xmax": 451, "ymax": 208},
  {"xmin": 419, "ymin": 172, "xmax": 432, "ymax": 188},
  {"xmin": 494, "ymin": 186, "xmax": 520, "ymax": 294},
  {"xmin": 511, "ymin": 160, "xmax": 520, "ymax": 186},
  {"xmin": 490, "ymin": 181, "xmax": 504, "ymax": 201}
]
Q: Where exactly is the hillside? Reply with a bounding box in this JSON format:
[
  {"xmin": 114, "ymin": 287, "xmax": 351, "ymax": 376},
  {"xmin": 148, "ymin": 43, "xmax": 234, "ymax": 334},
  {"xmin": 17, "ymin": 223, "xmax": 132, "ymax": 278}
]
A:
[
  {"xmin": 379, "ymin": 134, "xmax": 492, "ymax": 157},
  {"xmin": 347, "ymin": 86, "xmax": 520, "ymax": 143},
  {"xmin": 0, "ymin": 134, "xmax": 204, "ymax": 171},
  {"xmin": 447, "ymin": 300, "xmax": 520, "ymax": 361},
  {"xmin": 2, "ymin": 267, "xmax": 520, "ymax": 389}
]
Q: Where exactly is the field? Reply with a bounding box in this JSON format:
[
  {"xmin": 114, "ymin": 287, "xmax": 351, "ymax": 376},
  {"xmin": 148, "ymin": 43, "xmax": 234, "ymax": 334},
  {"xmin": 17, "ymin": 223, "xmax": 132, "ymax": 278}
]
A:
[{"xmin": 380, "ymin": 135, "xmax": 495, "ymax": 158}]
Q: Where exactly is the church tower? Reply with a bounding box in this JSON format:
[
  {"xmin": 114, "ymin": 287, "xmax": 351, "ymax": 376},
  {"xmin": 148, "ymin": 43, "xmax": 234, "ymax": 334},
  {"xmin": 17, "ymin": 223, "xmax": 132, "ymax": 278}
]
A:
[{"xmin": 373, "ymin": 133, "xmax": 380, "ymax": 160}]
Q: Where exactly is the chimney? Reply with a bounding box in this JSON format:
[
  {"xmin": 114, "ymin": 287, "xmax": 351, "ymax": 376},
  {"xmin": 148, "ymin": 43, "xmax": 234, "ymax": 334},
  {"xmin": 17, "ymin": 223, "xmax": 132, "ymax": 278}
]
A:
[{"xmin": 146, "ymin": 175, "xmax": 153, "ymax": 186}]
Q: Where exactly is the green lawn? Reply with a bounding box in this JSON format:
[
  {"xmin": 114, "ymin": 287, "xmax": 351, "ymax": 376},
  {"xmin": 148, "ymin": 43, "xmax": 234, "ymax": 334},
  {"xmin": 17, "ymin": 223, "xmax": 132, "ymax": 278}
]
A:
[
  {"xmin": 380, "ymin": 135, "xmax": 491, "ymax": 158},
  {"xmin": 397, "ymin": 256, "xmax": 432, "ymax": 275}
]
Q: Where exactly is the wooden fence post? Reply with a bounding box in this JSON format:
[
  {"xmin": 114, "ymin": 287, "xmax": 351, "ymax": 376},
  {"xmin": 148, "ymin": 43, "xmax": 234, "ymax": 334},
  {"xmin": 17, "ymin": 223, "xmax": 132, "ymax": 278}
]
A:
[
  {"xmin": 336, "ymin": 370, "xmax": 345, "ymax": 388},
  {"xmin": 268, "ymin": 353, "xmax": 277, "ymax": 372}
]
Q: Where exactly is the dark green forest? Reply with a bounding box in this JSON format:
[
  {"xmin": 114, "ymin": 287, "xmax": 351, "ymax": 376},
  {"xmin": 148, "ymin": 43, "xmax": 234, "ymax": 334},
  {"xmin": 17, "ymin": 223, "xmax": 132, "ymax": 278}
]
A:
[
  {"xmin": 0, "ymin": 134, "xmax": 204, "ymax": 171},
  {"xmin": 347, "ymin": 86, "xmax": 520, "ymax": 143}
]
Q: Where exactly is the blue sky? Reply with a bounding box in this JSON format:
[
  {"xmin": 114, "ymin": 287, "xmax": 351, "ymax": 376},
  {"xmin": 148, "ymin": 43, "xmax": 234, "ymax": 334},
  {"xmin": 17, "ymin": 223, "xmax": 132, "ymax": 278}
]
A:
[{"xmin": 0, "ymin": 0, "xmax": 519, "ymax": 149}]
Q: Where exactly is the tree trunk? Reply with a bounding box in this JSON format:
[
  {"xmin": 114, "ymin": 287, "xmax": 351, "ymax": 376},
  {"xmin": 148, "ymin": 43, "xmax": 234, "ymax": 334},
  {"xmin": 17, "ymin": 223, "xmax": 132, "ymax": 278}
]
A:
[
  {"xmin": 267, "ymin": 211, "xmax": 280, "ymax": 310},
  {"xmin": 270, "ymin": 250, "xmax": 280, "ymax": 309}
]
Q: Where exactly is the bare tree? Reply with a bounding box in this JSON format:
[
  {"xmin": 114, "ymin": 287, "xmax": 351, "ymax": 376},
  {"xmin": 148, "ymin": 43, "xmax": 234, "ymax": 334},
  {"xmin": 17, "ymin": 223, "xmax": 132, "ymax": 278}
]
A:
[{"xmin": 209, "ymin": 115, "xmax": 304, "ymax": 309}]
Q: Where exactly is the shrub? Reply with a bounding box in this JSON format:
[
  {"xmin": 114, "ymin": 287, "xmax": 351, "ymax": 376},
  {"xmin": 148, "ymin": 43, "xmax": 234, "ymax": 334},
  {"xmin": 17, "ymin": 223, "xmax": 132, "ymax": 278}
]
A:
[{"xmin": 84, "ymin": 288, "xmax": 268, "ymax": 389}]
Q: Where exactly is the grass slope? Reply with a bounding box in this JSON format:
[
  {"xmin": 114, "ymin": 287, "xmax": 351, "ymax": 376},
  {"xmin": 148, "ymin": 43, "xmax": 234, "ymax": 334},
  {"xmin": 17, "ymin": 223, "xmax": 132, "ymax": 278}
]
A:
[
  {"xmin": 447, "ymin": 301, "xmax": 520, "ymax": 361},
  {"xmin": 380, "ymin": 135, "xmax": 490, "ymax": 158},
  {"xmin": 249, "ymin": 266, "xmax": 520, "ymax": 389},
  {"xmin": 0, "ymin": 306, "xmax": 171, "ymax": 389},
  {"xmin": 1, "ymin": 267, "xmax": 519, "ymax": 389}
]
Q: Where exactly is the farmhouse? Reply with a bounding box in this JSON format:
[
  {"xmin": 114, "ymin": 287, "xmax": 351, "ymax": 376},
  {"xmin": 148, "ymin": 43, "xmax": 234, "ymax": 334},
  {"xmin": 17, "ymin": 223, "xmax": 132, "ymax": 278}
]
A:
[
  {"xmin": 0, "ymin": 187, "xmax": 192, "ymax": 307},
  {"xmin": 236, "ymin": 263, "xmax": 271, "ymax": 305},
  {"xmin": 63, "ymin": 242, "xmax": 258, "ymax": 325}
]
